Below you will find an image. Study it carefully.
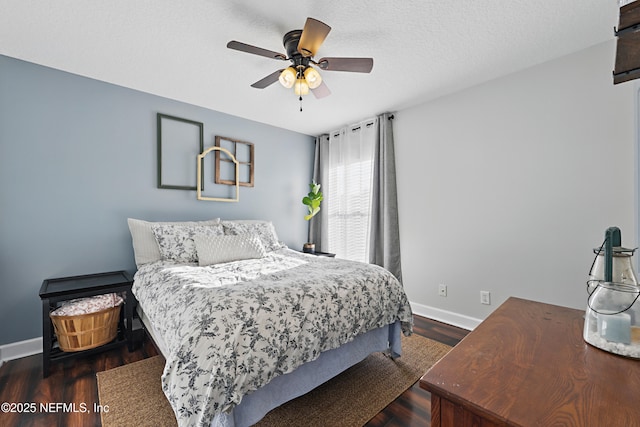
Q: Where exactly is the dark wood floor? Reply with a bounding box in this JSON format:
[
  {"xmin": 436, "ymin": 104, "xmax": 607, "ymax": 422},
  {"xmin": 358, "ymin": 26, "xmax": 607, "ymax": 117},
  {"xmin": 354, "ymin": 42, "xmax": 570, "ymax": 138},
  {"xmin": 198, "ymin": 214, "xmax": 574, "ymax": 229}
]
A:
[
  {"xmin": 365, "ymin": 316, "xmax": 468, "ymax": 427},
  {"xmin": 0, "ymin": 316, "xmax": 468, "ymax": 427}
]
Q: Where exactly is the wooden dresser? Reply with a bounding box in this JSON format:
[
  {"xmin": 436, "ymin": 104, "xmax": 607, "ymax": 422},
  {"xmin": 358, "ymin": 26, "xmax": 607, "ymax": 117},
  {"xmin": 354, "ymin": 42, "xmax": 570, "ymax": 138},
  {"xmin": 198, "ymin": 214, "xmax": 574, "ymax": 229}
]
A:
[{"xmin": 420, "ymin": 297, "xmax": 640, "ymax": 426}]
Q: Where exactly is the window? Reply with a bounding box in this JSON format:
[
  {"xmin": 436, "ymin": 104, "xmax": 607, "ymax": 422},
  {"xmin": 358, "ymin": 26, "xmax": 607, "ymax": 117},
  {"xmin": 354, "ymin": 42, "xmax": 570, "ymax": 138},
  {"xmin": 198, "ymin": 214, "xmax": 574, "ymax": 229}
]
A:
[{"xmin": 325, "ymin": 120, "xmax": 377, "ymax": 262}]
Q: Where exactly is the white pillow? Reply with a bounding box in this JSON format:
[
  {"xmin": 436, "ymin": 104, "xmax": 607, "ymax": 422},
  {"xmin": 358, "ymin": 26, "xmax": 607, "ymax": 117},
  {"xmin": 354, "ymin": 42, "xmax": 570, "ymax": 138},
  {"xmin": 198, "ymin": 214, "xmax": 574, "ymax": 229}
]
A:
[
  {"xmin": 151, "ymin": 223, "xmax": 224, "ymax": 263},
  {"xmin": 221, "ymin": 220, "xmax": 284, "ymax": 252},
  {"xmin": 194, "ymin": 234, "xmax": 266, "ymax": 266},
  {"xmin": 127, "ymin": 218, "xmax": 220, "ymax": 267}
]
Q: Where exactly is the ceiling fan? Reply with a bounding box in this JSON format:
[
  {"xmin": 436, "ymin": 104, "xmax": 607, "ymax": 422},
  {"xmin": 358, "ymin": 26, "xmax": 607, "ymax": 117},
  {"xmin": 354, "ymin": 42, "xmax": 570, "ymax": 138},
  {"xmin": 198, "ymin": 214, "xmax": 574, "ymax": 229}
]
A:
[{"xmin": 227, "ymin": 17, "xmax": 373, "ymax": 103}]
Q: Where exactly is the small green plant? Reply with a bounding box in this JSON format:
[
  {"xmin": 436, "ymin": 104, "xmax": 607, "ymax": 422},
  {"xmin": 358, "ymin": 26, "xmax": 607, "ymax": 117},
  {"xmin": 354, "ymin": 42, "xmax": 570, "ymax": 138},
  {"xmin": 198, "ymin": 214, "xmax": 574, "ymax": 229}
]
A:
[{"xmin": 302, "ymin": 180, "xmax": 323, "ymax": 221}]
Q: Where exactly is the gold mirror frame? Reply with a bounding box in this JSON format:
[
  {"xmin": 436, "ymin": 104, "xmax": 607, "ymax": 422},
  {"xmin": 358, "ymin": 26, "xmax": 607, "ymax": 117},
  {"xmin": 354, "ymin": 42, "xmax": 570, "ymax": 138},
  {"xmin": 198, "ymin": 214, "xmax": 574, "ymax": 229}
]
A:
[{"xmin": 197, "ymin": 146, "xmax": 239, "ymax": 202}]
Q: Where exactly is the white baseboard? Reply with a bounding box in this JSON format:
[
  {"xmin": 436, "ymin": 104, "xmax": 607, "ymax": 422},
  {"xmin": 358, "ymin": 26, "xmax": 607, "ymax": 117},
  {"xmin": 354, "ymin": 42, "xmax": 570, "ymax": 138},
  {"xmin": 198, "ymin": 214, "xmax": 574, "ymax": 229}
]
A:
[
  {"xmin": 410, "ymin": 301, "xmax": 482, "ymax": 331},
  {"xmin": 0, "ymin": 337, "xmax": 42, "ymax": 367}
]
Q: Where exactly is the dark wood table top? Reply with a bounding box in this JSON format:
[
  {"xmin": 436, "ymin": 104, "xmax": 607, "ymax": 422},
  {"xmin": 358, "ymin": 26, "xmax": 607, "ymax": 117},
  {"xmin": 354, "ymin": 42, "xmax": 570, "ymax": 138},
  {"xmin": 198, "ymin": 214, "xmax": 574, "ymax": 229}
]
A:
[
  {"xmin": 420, "ymin": 297, "xmax": 640, "ymax": 426},
  {"xmin": 39, "ymin": 270, "xmax": 132, "ymax": 298}
]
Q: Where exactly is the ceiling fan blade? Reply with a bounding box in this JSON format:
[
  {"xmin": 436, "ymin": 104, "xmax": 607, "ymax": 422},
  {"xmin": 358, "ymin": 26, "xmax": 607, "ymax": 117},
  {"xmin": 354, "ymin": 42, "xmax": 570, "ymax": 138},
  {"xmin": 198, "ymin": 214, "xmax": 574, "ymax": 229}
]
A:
[
  {"xmin": 311, "ymin": 81, "xmax": 331, "ymax": 99},
  {"xmin": 297, "ymin": 18, "xmax": 331, "ymax": 57},
  {"xmin": 227, "ymin": 41, "xmax": 287, "ymax": 60},
  {"xmin": 251, "ymin": 70, "xmax": 284, "ymax": 89},
  {"xmin": 317, "ymin": 57, "xmax": 373, "ymax": 73}
]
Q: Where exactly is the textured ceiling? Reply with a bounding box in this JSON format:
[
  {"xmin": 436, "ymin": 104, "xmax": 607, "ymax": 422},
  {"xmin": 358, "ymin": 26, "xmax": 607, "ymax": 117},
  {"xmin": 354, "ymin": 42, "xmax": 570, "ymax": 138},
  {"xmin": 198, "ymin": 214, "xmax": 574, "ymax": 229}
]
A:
[{"xmin": 0, "ymin": 0, "xmax": 619, "ymax": 136}]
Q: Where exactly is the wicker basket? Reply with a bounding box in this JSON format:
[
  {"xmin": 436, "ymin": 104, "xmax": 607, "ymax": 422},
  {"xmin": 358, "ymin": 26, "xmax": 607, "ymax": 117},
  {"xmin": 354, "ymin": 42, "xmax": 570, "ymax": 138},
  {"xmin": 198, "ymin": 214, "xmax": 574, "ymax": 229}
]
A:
[{"xmin": 50, "ymin": 304, "xmax": 121, "ymax": 352}]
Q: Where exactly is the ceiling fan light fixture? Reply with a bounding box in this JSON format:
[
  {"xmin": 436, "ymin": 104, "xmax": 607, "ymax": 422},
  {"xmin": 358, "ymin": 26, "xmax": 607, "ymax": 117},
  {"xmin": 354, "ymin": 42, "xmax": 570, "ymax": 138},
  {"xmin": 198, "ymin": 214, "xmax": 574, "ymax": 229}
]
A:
[
  {"xmin": 279, "ymin": 67, "xmax": 296, "ymax": 88},
  {"xmin": 294, "ymin": 78, "xmax": 309, "ymax": 96},
  {"xmin": 304, "ymin": 67, "xmax": 322, "ymax": 89},
  {"xmin": 227, "ymin": 17, "xmax": 373, "ymax": 106}
]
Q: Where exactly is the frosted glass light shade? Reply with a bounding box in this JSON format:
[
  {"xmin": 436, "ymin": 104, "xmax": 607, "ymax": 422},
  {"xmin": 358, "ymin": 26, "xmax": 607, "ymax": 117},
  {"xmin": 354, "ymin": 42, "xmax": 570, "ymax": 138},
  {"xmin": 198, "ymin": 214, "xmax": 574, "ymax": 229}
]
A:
[
  {"xmin": 294, "ymin": 78, "xmax": 309, "ymax": 95},
  {"xmin": 279, "ymin": 67, "xmax": 296, "ymax": 88},
  {"xmin": 304, "ymin": 67, "xmax": 322, "ymax": 89}
]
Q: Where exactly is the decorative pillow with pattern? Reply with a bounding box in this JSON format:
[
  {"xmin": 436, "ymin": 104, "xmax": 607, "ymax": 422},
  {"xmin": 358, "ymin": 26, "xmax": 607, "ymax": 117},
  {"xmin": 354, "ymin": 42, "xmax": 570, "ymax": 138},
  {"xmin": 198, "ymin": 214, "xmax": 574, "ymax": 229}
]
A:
[
  {"xmin": 221, "ymin": 220, "xmax": 284, "ymax": 252},
  {"xmin": 194, "ymin": 234, "xmax": 267, "ymax": 266},
  {"xmin": 152, "ymin": 224, "xmax": 224, "ymax": 263},
  {"xmin": 127, "ymin": 218, "xmax": 220, "ymax": 267}
]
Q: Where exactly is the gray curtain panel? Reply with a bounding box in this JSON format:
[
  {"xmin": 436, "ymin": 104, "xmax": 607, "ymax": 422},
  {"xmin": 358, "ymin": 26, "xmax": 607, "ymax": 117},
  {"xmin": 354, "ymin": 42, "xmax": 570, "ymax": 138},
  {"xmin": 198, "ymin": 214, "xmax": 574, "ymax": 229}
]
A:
[
  {"xmin": 368, "ymin": 112, "xmax": 403, "ymax": 283},
  {"xmin": 309, "ymin": 134, "xmax": 329, "ymax": 248}
]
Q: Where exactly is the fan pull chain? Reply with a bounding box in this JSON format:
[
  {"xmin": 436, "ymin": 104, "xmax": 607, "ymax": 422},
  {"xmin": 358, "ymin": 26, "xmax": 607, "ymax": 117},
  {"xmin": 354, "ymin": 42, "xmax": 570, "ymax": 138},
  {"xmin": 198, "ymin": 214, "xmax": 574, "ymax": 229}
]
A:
[{"xmin": 299, "ymin": 96, "xmax": 303, "ymax": 112}]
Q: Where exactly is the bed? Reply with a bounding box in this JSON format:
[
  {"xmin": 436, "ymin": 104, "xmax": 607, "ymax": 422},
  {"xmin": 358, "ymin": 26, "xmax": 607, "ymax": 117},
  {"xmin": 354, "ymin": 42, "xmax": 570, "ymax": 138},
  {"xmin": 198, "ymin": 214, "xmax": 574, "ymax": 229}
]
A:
[{"xmin": 128, "ymin": 218, "xmax": 413, "ymax": 427}]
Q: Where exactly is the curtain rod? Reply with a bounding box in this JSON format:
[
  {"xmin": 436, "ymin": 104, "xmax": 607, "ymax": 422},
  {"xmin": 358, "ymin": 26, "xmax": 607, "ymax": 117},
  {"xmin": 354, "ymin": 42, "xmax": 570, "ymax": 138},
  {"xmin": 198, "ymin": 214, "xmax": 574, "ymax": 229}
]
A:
[{"xmin": 326, "ymin": 113, "xmax": 394, "ymax": 138}]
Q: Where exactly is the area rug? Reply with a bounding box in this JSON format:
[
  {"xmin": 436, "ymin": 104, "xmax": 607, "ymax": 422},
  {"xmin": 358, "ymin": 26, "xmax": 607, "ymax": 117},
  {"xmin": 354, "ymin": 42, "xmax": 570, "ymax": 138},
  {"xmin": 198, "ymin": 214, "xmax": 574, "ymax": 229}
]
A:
[{"xmin": 96, "ymin": 334, "xmax": 451, "ymax": 427}]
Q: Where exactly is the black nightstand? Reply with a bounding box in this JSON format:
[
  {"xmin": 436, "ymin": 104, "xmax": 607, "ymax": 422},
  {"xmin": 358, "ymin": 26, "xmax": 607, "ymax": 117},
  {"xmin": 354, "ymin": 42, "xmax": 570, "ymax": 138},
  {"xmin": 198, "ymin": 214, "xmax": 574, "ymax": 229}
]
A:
[{"xmin": 39, "ymin": 270, "xmax": 137, "ymax": 378}]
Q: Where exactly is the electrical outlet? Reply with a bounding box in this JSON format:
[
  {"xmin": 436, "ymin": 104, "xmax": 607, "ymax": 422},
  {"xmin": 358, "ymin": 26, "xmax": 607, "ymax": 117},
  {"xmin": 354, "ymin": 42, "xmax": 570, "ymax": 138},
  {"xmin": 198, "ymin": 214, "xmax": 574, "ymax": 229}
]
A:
[
  {"xmin": 438, "ymin": 284, "xmax": 447, "ymax": 297},
  {"xmin": 480, "ymin": 291, "xmax": 491, "ymax": 305}
]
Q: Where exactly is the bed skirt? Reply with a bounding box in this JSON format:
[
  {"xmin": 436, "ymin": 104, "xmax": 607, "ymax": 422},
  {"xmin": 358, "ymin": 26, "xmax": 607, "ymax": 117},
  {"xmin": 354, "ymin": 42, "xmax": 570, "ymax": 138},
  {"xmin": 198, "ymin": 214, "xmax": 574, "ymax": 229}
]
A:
[{"xmin": 137, "ymin": 304, "xmax": 402, "ymax": 427}]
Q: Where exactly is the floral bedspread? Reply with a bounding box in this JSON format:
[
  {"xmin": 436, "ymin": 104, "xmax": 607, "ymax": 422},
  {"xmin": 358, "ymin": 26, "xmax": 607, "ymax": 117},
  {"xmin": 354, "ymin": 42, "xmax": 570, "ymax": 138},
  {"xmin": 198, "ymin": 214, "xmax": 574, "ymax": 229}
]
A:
[{"xmin": 133, "ymin": 248, "xmax": 413, "ymax": 427}]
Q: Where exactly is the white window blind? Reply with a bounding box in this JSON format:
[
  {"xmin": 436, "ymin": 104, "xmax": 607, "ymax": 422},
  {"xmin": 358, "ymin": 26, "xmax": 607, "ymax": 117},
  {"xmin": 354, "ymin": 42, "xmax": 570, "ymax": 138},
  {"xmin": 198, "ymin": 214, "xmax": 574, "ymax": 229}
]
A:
[{"xmin": 325, "ymin": 120, "xmax": 377, "ymax": 262}]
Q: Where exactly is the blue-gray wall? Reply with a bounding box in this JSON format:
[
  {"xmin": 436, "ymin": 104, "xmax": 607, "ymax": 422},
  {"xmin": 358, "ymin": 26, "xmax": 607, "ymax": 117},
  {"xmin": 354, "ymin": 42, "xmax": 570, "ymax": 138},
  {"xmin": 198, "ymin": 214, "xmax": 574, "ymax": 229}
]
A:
[{"xmin": 0, "ymin": 55, "xmax": 315, "ymax": 345}]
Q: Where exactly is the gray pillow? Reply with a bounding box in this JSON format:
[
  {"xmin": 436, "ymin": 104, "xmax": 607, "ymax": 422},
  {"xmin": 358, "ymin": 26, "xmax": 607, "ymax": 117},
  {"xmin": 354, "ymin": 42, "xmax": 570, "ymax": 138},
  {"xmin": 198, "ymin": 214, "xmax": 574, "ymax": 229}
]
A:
[{"xmin": 194, "ymin": 234, "xmax": 266, "ymax": 266}]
